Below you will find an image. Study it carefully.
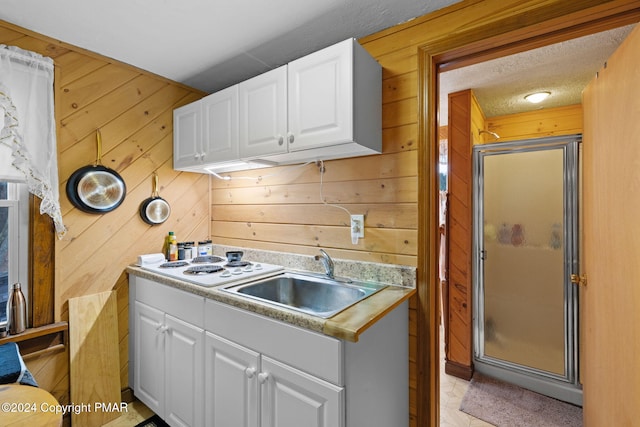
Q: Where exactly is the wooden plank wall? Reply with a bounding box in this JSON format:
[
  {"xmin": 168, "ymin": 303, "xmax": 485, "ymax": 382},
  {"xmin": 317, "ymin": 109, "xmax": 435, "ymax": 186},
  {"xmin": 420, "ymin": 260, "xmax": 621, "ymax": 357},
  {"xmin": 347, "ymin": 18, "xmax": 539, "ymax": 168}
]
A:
[
  {"xmin": 487, "ymin": 104, "xmax": 583, "ymax": 142},
  {"xmin": 0, "ymin": 20, "xmax": 208, "ymax": 406}
]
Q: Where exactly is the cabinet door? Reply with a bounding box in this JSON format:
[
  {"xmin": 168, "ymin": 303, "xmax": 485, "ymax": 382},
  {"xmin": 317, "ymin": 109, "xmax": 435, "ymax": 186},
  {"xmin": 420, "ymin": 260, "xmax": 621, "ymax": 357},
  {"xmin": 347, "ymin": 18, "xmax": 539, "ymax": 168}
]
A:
[
  {"xmin": 134, "ymin": 301, "xmax": 166, "ymax": 417},
  {"xmin": 164, "ymin": 314, "xmax": 205, "ymax": 427},
  {"xmin": 174, "ymin": 101, "xmax": 202, "ymax": 169},
  {"xmin": 205, "ymin": 332, "xmax": 260, "ymax": 427},
  {"xmin": 260, "ymin": 356, "xmax": 344, "ymax": 427},
  {"xmin": 201, "ymin": 86, "xmax": 239, "ymax": 163},
  {"xmin": 239, "ymin": 66, "xmax": 287, "ymax": 159},
  {"xmin": 287, "ymin": 39, "xmax": 352, "ymax": 151}
]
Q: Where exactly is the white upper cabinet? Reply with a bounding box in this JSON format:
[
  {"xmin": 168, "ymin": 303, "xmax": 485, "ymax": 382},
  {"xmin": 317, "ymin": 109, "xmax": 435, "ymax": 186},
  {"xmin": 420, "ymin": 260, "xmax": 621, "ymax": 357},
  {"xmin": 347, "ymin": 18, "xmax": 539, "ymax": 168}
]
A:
[
  {"xmin": 239, "ymin": 66, "xmax": 287, "ymax": 159},
  {"xmin": 173, "ymin": 38, "xmax": 381, "ymax": 173},
  {"xmin": 173, "ymin": 101, "xmax": 202, "ymax": 170},
  {"xmin": 287, "ymin": 39, "xmax": 353, "ymax": 152},
  {"xmin": 202, "ymin": 85, "xmax": 239, "ymax": 163},
  {"xmin": 174, "ymin": 85, "xmax": 239, "ymax": 171}
]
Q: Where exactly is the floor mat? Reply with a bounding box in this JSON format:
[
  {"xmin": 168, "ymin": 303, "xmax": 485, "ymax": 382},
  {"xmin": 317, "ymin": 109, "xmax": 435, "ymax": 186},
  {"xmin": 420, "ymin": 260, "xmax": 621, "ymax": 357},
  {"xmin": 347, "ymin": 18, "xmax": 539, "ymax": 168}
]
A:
[
  {"xmin": 134, "ymin": 414, "xmax": 170, "ymax": 427},
  {"xmin": 459, "ymin": 373, "xmax": 582, "ymax": 427}
]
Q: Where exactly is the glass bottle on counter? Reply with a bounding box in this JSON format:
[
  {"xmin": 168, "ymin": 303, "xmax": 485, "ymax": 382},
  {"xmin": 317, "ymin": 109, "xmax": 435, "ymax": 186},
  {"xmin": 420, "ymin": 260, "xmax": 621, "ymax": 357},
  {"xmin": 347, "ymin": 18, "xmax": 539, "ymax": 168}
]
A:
[{"xmin": 168, "ymin": 232, "xmax": 178, "ymax": 261}]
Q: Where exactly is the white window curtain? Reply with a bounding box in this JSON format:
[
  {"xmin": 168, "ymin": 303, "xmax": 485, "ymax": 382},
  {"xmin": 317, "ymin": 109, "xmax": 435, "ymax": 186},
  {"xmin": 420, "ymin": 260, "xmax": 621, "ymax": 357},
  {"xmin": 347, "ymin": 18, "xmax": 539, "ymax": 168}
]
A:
[{"xmin": 0, "ymin": 45, "xmax": 66, "ymax": 237}]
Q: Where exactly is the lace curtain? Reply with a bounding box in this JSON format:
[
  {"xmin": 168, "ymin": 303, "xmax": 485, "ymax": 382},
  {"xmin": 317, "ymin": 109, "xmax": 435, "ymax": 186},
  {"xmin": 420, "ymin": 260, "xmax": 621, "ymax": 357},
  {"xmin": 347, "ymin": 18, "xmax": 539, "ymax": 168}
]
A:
[{"xmin": 0, "ymin": 45, "xmax": 66, "ymax": 237}]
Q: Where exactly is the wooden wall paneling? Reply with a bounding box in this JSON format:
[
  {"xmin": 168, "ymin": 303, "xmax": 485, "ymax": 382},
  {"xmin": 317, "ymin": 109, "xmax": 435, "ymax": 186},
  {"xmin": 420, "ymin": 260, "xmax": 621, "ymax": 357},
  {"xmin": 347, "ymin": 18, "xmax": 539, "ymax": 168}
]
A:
[
  {"xmin": 1, "ymin": 19, "xmax": 208, "ymax": 407},
  {"xmin": 445, "ymin": 90, "xmax": 474, "ymax": 379},
  {"xmin": 212, "ymin": 203, "xmax": 417, "ymax": 228},
  {"xmin": 58, "ymin": 64, "xmax": 140, "ymax": 120},
  {"xmin": 57, "ymin": 75, "xmax": 168, "ymax": 146},
  {"xmin": 382, "ymin": 123, "xmax": 418, "ymax": 153},
  {"xmin": 0, "ymin": 26, "xmax": 24, "ymax": 43},
  {"xmin": 24, "ymin": 349, "xmax": 70, "ymax": 405},
  {"xmin": 212, "ymin": 176, "xmax": 417, "ymax": 205},
  {"xmin": 55, "ymin": 51, "xmax": 107, "ymax": 87},
  {"xmin": 58, "ymin": 84, "xmax": 194, "ymax": 180},
  {"xmin": 59, "ymin": 170, "xmax": 209, "ymax": 304},
  {"xmin": 486, "ymin": 104, "xmax": 583, "ymax": 141}
]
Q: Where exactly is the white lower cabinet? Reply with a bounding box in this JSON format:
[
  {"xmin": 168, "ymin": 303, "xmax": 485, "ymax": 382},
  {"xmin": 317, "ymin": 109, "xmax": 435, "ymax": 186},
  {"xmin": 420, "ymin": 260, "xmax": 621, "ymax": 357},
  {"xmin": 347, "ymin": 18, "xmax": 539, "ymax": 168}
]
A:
[
  {"xmin": 260, "ymin": 356, "xmax": 343, "ymax": 427},
  {"xmin": 205, "ymin": 332, "xmax": 343, "ymax": 427},
  {"xmin": 130, "ymin": 275, "xmax": 408, "ymax": 427},
  {"xmin": 130, "ymin": 277, "xmax": 205, "ymax": 427},
  {"xmin": 205, "ymin": 332, "xmax": 260, "ymax": 427}
]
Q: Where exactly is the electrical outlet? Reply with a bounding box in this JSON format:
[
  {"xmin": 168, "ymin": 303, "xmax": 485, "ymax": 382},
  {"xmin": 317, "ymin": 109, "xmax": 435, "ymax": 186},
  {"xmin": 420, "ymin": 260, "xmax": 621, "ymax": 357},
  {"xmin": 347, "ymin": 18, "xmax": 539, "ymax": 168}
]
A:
[{"xmin": 350, "ymin": 214, "xmax": 364, "ymax": 238}]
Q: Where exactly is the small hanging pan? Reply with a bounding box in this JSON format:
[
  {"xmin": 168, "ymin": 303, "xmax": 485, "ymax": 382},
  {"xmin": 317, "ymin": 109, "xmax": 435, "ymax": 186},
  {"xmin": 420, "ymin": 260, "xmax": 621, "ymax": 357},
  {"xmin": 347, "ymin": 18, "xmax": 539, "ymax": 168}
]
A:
[
  {"xmin": 140, "ymin": 172, "xmax": 171, "ymax": 225},
  {"xmin": 66, "ymin": 129, "xmax": 126, "ymax": 214}
]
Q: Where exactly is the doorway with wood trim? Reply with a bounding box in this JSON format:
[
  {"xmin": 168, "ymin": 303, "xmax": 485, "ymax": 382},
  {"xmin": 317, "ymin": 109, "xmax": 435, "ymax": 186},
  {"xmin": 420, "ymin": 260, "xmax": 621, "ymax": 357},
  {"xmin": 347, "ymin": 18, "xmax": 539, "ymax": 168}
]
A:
[{"xmin": 417, "ymin": 5, "xmax": 640, "ymax": 426}]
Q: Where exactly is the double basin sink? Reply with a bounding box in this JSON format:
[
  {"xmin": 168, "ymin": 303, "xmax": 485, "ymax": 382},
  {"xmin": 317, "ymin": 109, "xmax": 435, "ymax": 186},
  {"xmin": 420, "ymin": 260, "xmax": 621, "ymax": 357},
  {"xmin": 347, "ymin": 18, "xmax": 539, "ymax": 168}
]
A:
[{"xmin": 221, "ymin": 271, "xmax": 387, "ymax": 318}]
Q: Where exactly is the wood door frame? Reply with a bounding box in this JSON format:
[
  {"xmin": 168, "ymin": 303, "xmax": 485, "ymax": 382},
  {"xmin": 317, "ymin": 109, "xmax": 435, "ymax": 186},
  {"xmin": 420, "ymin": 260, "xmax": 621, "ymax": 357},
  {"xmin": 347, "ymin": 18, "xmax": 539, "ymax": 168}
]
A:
[{"xmin": 416, "ymin": 2, "xmax": 640, "ymax": 425}]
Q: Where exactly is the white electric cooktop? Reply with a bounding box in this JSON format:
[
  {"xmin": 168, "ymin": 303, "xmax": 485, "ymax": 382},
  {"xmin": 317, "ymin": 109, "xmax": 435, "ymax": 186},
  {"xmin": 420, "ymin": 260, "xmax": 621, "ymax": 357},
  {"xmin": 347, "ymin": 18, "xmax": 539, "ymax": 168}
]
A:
[{"xmin": 140, "ymin": 255, "xmax": 284, "ymax": 287}]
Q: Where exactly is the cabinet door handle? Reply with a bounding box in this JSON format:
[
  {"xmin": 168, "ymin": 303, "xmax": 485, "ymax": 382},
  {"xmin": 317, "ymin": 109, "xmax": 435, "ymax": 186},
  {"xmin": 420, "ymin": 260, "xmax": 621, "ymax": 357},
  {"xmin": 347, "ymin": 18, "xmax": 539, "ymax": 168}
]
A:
[
  {"xmin": 245, "ymin": 367, "xmax": 256, "ymax": 378},
  {"xmin": 278, "ymin": 136, "xmax": 284, "ymax": 146},
  {"xmin": 258, "ymin": 372, "xmax": 269, "ymax": 384},
  {"xmin": 155, "ymin": 324, "xmax": 169, "ymax": 334},
  {"xmin": 200, "ymin": 152, "xmax": 206, "ymax": 161},
  {"xmin": 287, "ymin": 133, "xmax": 294, "ymax": 144}
]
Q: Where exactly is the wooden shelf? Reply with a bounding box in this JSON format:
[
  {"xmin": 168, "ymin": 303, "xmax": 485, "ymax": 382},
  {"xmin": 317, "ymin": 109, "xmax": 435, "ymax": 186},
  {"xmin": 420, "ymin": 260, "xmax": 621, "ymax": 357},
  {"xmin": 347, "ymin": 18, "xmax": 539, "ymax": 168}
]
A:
[{"xmin": 0, "ymin": 322, "xmax": 68, "ymax": 358}]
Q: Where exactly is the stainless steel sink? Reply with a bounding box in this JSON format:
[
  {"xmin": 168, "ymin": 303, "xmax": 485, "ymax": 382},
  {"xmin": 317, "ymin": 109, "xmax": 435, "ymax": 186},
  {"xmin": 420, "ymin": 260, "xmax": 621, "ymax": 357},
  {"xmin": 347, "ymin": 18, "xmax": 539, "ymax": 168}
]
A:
[{"xmin": 220, "ymin": 271, "xmax": 386, "ymax": 318}]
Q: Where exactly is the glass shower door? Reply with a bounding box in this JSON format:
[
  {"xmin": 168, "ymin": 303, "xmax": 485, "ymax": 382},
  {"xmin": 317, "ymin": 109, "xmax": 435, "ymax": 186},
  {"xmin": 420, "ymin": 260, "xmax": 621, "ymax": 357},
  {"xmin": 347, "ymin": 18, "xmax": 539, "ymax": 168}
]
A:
[{"xmin": 473, "ymin": 135, "xmax": 581, "ymax": 404}]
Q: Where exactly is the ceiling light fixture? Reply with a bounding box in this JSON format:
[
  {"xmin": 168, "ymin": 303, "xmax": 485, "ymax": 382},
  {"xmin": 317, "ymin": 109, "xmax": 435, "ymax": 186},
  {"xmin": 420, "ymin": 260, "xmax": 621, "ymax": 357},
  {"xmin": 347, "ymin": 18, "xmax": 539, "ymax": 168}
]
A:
[{"xmin": 525, "ymin": 91, "xmax": 551, "ymax": 103}]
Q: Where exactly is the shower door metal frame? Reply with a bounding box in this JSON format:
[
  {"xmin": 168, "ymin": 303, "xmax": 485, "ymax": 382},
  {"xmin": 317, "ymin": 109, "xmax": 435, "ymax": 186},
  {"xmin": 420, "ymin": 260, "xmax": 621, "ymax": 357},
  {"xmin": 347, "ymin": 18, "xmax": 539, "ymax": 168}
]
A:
[{"xmin": 472, "ymin": 135, "xmax": 582, "ymax": 405}]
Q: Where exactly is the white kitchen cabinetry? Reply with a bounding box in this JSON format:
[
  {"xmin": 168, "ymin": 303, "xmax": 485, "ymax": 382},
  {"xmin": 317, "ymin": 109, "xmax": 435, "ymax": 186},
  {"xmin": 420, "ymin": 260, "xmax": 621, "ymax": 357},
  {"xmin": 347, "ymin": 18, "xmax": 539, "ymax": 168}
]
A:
[
  {"xmin": 238, "ymin": 66, "xmax": 288, "ymax": 159},
  {"xmin": 173, "ymin": 38, "xmax": 381, "ymax": 173},
  {"xmin": 260, "ymin": 356, "xmax": 343, "ymax": 427},
  {"xmin": 204, "ymin": 332, "xmax": 342, "ymax": 427},
  {"xmin": 174, "ymin": 85, "xmax": 239, "ymax": 171},
  {"xmin": 130, "ymin": 277, "xmax": 205, "ymax": 427},
  {"xmin": 205, "ymin": 300, "xmax": 344, "ymax": 427},
  {"xmin": 173, "ymin": 101, "xmax": 201, "ymax": 170},
  {"xmin": 285, "ymin": 38, "xmax": 376, "ymax": 155},
  {"xmin": 130, "ymin": 274, "xmax": 408, "ymax": 427}
]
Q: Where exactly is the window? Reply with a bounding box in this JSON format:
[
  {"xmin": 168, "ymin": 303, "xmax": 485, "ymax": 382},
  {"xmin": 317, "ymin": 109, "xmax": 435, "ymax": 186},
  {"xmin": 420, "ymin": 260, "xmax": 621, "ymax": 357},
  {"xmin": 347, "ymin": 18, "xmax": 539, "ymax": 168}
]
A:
[{"xmin": 0, "ymin": 181, "xmax": 29, "ymax": 323}]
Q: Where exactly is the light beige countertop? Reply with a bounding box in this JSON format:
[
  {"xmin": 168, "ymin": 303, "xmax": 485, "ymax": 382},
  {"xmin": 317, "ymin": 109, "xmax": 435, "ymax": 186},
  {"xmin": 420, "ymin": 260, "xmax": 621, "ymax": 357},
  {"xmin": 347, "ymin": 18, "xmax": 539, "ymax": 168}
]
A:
[{"xmin": 127, "ymin": 247, "xmax": 416, "ymax": 342}]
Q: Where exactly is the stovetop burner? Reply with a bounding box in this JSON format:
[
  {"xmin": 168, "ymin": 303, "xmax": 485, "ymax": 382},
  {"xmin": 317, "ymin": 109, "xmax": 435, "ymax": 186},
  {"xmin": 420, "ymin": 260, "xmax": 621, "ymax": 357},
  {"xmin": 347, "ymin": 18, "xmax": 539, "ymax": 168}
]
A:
[
  {"xmin": 225, "ymin": 260, "xmax": 252, "ymax": 268},
  {"xmin": 160, "ymin": 261, "xmax": 190, "ymax": 268},
  {"xmin": 192, "ymin": 255, "xmax": 225, "ymax": 264},
  {"xmin": 183, "ymin": 265, "xmax": 225, "ymax": 275}
]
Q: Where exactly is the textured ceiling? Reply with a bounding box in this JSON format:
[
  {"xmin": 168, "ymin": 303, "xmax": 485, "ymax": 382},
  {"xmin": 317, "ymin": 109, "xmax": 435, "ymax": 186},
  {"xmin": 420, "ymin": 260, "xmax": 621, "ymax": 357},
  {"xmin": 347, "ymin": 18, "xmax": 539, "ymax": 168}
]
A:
[
  {"xmin": 0, "ymin": 2, "xmax": 634, "ymax": 127},
  {"xmin": 0, "ymin": 0, "xmax": 460, "ymax": 93},
  {"xmin": 439, "ymin": 24, "xmax": 636, "ymax": 124}
]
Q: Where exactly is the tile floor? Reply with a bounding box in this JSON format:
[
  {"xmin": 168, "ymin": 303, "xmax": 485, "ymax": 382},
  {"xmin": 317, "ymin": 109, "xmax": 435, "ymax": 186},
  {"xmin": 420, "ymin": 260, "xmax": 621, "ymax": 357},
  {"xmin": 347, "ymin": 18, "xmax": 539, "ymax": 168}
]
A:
[
  {"xmin": 102, "ymin": 400, "xmax": 154, "ymax": 427},
  {"xmin": 439, "ymin": 362, "xmax": 493, "ymax": 426},
  {"xmin": 439, "ymin": 323, "xmax": 494, "ymax": 427}
]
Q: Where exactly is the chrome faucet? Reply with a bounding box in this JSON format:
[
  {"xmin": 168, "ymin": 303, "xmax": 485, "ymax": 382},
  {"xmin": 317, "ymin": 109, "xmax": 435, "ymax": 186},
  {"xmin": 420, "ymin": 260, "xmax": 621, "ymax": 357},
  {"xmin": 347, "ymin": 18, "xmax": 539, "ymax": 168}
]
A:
[{"xmin": 314, "ymin": 249, "xmax": 335, "ymax": 279}]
